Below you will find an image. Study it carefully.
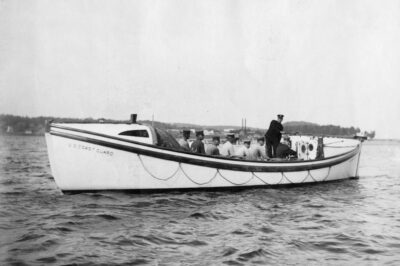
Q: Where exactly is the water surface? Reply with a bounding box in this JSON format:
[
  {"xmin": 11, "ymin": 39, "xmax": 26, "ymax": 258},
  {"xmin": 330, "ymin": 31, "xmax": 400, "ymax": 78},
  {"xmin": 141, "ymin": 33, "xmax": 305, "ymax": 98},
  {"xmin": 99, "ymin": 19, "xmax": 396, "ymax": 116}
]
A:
[{"xmin": 1, "ymin": 136, "xmax": 400, "ymax": 265}]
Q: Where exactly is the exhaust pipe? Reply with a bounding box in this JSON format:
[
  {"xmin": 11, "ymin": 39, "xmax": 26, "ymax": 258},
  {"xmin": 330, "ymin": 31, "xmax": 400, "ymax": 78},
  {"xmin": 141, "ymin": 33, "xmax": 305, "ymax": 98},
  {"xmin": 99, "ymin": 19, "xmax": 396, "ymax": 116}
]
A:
[{"xmin": 130, "ymin": 114, "xmax": 137, "ymax": 124}]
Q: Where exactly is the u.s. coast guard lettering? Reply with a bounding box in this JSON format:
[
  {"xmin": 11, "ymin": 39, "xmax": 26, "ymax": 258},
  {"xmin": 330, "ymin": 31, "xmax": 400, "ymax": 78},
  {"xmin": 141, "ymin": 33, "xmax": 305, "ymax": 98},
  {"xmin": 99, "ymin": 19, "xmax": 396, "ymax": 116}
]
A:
[{"xmin": 68, "ymin": 143, "xmax": 113, "ymax": 156}]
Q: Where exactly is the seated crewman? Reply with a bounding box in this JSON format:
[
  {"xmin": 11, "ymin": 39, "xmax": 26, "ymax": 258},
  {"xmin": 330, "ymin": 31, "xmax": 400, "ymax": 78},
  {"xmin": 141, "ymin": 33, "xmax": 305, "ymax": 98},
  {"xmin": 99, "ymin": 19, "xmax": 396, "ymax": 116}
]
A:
[
  {"xmin": 276, "ymin": 137, "xmax": 297, "ymax": 159},
  {"xmin": 248, "ymin": 137, "xmax": 268, "ymax": 160},
  {"xmin": 178, "ymin": 130, "xmax": 191, "ymax": 151},
  {"xmin": 235, "ymin": 140, "xmax": 251, "ymax": 159},
  {"xmin": 220, "ymin": 133, "xmax": 235, "ymax": 157},
  {"xmin": 206, "ymin": 136, "xmax": 220, "ymax": 156},
  {"xmin": 190, "ymin": 130, "xmax": 206, "ymax": 154}
]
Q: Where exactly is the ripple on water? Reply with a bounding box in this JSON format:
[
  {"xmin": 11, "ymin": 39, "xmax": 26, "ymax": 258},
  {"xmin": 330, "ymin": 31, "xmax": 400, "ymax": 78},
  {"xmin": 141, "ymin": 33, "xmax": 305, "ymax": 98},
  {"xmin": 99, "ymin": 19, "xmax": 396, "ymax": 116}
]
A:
[
  {"xmin": 189, "ymin": 212, "xmax": 206, "ymax": 219},
  {"xmin": 222, "ymin": 247, "xmax": 239, "ymax": 257},
  {"xmin": 231, "ymin": 229, "xmax": 252, "ymax": 236},
  {"xmin": 189, "ymin": 211, "xmax": 228, "ymax": 220},
  {"xmin": 311, "ymin": 240, "xmax": 348, "ymax": 254},
  {"xmin": 289, "ymin": 239, "xmax": 312, "ymax": 251},
  {"xmin": 16, "ymin": 233, "xmax": 44, "ymax": 242},
  {"xmin": 172, "ymin": 230, "xmax": 192, "ymax": 236},
  {"xmin": 36, "ymin": 256, "xmax": 57, "ymax": 264},
  {"xmin": 223, "ymin": 260, "xmax": 245, "ymax": 266},
  {"xmin": 126, "ymin": 258, "xmax": 151, "ymax": 265},
  {"xmin": 237, "ymin": 248, "xmax": 274, "ymax": 262},
  {"xmin": 361, "ymin": 248, "xmax": 386, "ymax": 255},
  {"xmin": 112, "ymin": 236, "xmax": 150, "ymax": 247},
  {"xmin": 96, "ymin": 214, "xmax": 119, "ymax": 220},
  {"xmin": 54, "ymin": 226, "xmax": 73, "ymax": 233},
  {"xmin": 258, "ymin": 225, "xmax": 275, "ymax": 234}
]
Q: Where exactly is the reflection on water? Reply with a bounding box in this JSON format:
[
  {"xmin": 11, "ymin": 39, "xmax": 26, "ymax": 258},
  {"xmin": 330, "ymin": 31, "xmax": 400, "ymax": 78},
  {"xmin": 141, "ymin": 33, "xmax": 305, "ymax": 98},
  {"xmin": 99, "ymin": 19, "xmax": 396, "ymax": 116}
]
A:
[{"xmin": 1, "ymin": 136, "xmax": 400, "ymax": 265}]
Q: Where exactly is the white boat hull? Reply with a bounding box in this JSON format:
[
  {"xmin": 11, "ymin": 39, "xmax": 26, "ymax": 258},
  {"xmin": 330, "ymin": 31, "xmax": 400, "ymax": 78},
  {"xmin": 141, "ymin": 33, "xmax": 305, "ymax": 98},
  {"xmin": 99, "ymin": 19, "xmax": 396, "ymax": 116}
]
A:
[{"xmin": 45, "ymin": 125, "xmax": 362, "ymax": 191}]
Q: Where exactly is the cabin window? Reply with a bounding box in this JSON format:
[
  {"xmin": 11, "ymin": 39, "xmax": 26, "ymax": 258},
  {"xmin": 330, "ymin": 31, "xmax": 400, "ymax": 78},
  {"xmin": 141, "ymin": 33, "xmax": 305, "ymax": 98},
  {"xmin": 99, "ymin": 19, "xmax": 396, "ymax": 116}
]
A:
[{"xmin": 118, "ymin": 130, "xmax": 149, "ymax": 138}]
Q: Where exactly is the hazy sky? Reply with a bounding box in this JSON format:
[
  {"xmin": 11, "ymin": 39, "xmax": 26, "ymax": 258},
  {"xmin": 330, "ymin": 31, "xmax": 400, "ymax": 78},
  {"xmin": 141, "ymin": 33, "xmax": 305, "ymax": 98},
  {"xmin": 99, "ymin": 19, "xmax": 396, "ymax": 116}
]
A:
[{"xmin": 1, "ymin": 0, "xmax": 399, "ymax": 138}]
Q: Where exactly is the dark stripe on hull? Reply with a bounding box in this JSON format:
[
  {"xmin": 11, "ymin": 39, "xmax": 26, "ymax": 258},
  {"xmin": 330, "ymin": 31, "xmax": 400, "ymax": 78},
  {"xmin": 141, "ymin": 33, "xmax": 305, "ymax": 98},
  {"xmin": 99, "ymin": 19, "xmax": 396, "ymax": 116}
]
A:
[{"xmin": 50, "ymin": 130, "xmax": 360, "ymax": 173}]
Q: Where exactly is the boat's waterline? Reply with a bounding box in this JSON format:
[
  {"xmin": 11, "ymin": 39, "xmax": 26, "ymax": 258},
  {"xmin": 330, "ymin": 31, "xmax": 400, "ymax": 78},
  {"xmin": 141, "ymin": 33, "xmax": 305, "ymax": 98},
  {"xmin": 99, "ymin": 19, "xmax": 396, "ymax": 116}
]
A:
[{"xmin": 45, "ymin": 125, "xmax": 362, "ymax": 192}]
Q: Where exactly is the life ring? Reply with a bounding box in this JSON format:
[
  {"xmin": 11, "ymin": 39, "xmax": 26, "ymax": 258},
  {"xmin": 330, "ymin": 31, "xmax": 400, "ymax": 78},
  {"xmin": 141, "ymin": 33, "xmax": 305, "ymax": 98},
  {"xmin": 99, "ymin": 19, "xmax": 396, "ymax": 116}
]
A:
[
  {"xmin": 307, "ymin": 139, "xmax": 318, "ymax": 160},
  {"xmin": 296, "ymin": 141, "xmax": 308, "ymax": 160},
  {"xmin": 301, "ymin": 144, "xmax": 307, "ymax": 153},
  {"xmin": 308, "ymin": 143, "xmax": 314, "ymax": 151}
]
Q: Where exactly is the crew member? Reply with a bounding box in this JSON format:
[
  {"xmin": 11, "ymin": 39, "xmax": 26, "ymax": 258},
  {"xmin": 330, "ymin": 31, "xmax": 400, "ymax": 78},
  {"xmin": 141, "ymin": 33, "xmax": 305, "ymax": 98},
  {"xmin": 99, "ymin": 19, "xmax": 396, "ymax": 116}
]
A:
[
  {"xmin": 276, "ymin": 136, "xmax": 297, "ymax": 159},
  {"xmin": 178, "ymin": 130, "xmax": 191, "ymax": 151},
  {"xmin": 235, "ymin": 140, "xmax": 251, "ymax": 159},
  {"xmin": 220, "ymin": 133, "xmax": 235, "ymax": 157},
  {"xmin": 206, "ymin": 136, "xmax": 220, "ymax": 156},
  {"xmin": 190, "ymin": 131, "xmax": 206, "ymax": 154},
  {"xmin": 265, "ymin": 114, "xmax": 284, "ymax": 158},
  {"xmin": 248, "ymin": 137, "xmax": 268, "ymax": 160}
]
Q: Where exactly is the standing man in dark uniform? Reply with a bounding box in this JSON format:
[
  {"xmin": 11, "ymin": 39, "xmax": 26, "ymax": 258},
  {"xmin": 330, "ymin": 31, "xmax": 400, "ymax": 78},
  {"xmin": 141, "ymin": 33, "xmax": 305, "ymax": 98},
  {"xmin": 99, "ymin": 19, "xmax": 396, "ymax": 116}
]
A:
[{"xmin": 265, "ymin": 114, "xmax": 284, "ymax": 158}]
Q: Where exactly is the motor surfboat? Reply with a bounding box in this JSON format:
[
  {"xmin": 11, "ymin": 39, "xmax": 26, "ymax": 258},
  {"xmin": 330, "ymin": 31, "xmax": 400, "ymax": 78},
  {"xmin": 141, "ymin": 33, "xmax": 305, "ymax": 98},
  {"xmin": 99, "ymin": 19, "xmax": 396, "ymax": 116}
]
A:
[{"xmin": 45, "ymin": 115, "xmax": 364, "ymax": 192}]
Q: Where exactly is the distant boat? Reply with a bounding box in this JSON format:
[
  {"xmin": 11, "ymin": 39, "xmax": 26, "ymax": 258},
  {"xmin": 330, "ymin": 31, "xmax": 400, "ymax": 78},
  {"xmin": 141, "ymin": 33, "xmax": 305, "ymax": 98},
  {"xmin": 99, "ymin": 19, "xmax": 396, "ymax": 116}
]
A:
[{"xmin": 45, "ymin": 115, "xmax": 363, "ymax": 192}]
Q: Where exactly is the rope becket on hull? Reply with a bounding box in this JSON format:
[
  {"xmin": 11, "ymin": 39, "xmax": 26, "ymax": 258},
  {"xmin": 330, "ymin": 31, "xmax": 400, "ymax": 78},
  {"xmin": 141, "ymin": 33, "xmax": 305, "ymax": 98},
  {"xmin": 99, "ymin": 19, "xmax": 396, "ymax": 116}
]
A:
[{"xmin": 138, "ymin": 153, "xmax": 335, "ymax": 187}]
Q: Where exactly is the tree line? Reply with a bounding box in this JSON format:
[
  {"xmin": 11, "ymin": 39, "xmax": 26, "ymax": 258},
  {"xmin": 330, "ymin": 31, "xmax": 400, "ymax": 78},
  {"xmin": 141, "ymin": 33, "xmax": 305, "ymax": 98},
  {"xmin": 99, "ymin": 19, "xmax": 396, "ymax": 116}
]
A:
[
  {"xmin": 0, "ymin": 115, "xmax": 113, "ymax": 135},
  {"xmin": 281, "ymin": 121, "xmax": 375, "ymax": 138}
]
